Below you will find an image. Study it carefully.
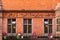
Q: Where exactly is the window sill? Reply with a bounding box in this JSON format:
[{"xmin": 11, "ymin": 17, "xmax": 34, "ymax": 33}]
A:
[{"xmin": 7, "ymin": 33, "xmax": 16, "ymax": 36}]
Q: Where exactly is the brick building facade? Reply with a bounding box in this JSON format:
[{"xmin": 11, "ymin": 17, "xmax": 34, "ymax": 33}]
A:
[{"xmin": 0, "ymin": 0, "xmax": 60, "ymax": 40}]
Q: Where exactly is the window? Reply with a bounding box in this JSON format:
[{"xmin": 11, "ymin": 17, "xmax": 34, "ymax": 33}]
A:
[
  {"xmin": 23, "ymin": 19, "xmax": 32, "ymax": 33},
  {"xmin": 7, "ymin": 19, "xmax": 16, "ymax": 33},
  {"xmin": 44, "ymin": 19, "xmax": 52, "ymax": 33},
  {"xmin": 57, "ymin": 19, "xmax": 60, "ymax": 31}
]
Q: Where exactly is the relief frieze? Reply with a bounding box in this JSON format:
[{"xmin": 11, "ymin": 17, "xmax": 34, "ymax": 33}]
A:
[{"xmin": 3, "ymin": 12, "xmax": 55, "ymax": 18}]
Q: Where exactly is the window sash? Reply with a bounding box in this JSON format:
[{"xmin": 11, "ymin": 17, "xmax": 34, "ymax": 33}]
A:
[
  {"xmin": 23, "ymin": 19, "xmax": 32, "ymax": 33},
  {"xmin": 57, "ymin": 19, "xmax": 60, "ymax": 24},
  {"xmin": 7, "ymin": 25, "xmax": 11, "ymax": 33},
  {"xmin": 44, "ymin": 19, "xmax": 52, "ymax": 33},
  {"xmin": 44, "ymin": 24, "xmax": 48, "ymax": 33},
  {"xmin": 28, "ymin": 25, "xmax": 32, "ymax": 33},
  {"xmin": 57, "ymin": 19, "xmax": 60, "ymax": 31},
  {"xmin": 57, "ymin": 25, "xmax": 60, "ymax": 31},
  {"xmin": 49, "ymin": 25, "xmax": 52, "ymax": 33},
  {"xmin": 23, "ymin": 25, "xmax": 27, "ymax": 33},
  {"xmin": 7, "ymin": 19, "xmax": 16, "ymax": 33}
]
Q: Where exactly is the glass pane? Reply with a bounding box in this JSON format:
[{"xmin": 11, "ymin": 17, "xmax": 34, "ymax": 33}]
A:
[
  {"xmin": 23, "ymin": 25, "xmax": 27, "ymax": 33},
  {"xmin": 49, "ymin": 25, "xmax": 52, "ymax": 33},
  {"xmin": 57, "ymin": 25, "xmax": 60, "ymax": 31},
  {"xmin": 44, "ymin": 19, "xmax": 48, "ymax": 24},
  {"xmin": 49, "ymin": 19, "xmax": 52, "ymax": 24},
  {"xmin": 23, "ymin": 19, "xmax": 27, "ymax": 25},
  {"xmin": 12, "ymin": 24, "xmax": 16, "ymax": 33},
  {"xmin": 7, "ymin": 25, "xmax": 11, "ymax": 33},
  {"xmin": 45, "ymin": 24, "xmax": 49, "ymax": 27},
  {"xmin": 44, "ymin": 25, "xmax": 48, "ymax": 33},
  {"xmin": 28, "ymin": 25, "xmax": 32, "ymax": 33},
  {"xmin": 8, "ymin": 19, "xmax": 11, "ymax": 24},
  {"xmin": 57, "ymin": 19, "xmax": 60, "ymax": 24},
  {"xmin": 12, "ymin": 19, "xmax": 16, "ymax": 24},
  {"xmin": 28, "ymin": 19, "xmax": 31, "ymax": 24},
  {"xmin": 12, "ymin": 19, "xmax": 16, "ymax": 21},
  {"xmin": 44, "ymin": 19, "xmax": 48, "ymax": 21}
]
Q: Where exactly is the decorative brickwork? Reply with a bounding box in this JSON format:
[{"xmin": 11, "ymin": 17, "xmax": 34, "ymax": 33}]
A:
[{"xmin": 3, "ymin": 12, "xmax": 55, "ymax": 18}]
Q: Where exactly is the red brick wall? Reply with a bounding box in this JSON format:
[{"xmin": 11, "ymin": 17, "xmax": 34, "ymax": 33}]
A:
[
  {"xmin": 2, "ymin": 18, "xmax": 7, "ymax": 33},
  {"xmin": 2, "ymin": 12, "xmax": 55, "ymax": 35},
  {"xmin": 16, "ymin": 18, "xmax": 23, "ymax": 33},
  {"xmin": 33, "ymin": 18, "xmax": 44, "ymax": 35},
  {"xmin": 2, "ymin": 17, "xmax": 44, "ymax": 35}
]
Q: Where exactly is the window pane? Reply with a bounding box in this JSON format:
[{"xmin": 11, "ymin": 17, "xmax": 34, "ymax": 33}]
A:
[
  {"xmin": 12, "ymin": 24, "xmax": 16, "ymax": 33},
  {"xmin": 44, "ymin": 25, "xmax": 48, "ymax": 33},
  {"xmin": 49, "ymin": 25, "xmax": 52, "ymax": 33},
  {"xmin": 49, "ymin": 19, "xmax": 52, "ymax": 24},
  {"xmin": 12, "ymin": 19, "xmax": 16, "ymax": 21},
  {"xmin": 28, "ymin": 19, "xmax": 31, "ymax": 24},
  {"xmin": 8, "ymin": 19, "xmax": 11, "ymax": 24},
  {"xmin": 57, "ymin": 25, "xmax": 60, "ymax": 31},
  {"xmin": 44, "ymin": 19, "xmax": 48, "ymax": 24},
  {"xmin": 23, "ymin": 25, "xmax": 27, "ymax": 33},
  {"xmin": 12, "ymin": 19, "xmax": 16, "ymax": 24},
  {"xmin": 44, "ymin": 19, "xmax": 48, "ymax": 21},
  {"xmin": 28, "ymin": 25, "xmax": 32, "ymax": 33},
  {"xmin": 7, "ymin": 25, "xmax": 11, "ymax": 33},
  {"xmin": 23, "ymin": 19, "xmax": 27, "ymax": 24},
  {"xmin": 57, "ymin": 19, "xmax": 60, "ymax": 24}
]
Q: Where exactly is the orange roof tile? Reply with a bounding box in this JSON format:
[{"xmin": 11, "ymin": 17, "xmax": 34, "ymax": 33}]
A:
[{"xmin": 2, "ymin": 0, "xmax": 60, "ymax": 10}]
